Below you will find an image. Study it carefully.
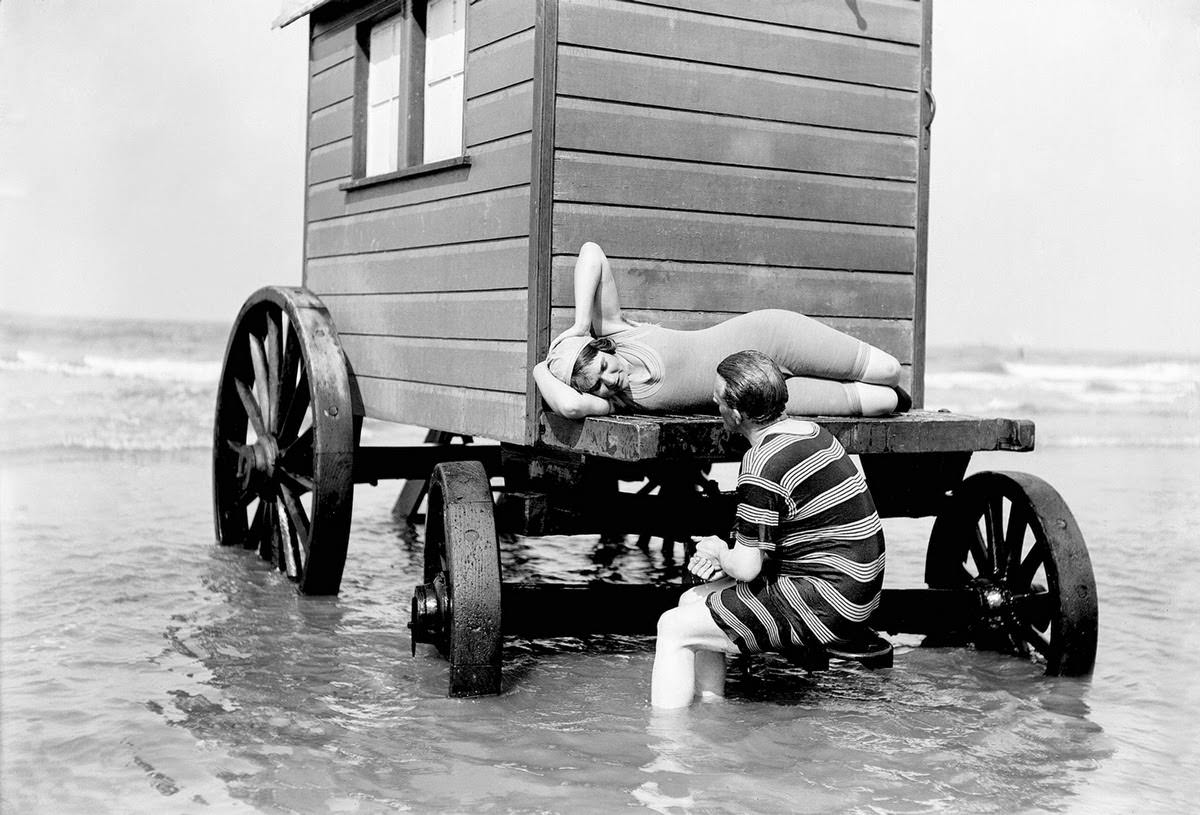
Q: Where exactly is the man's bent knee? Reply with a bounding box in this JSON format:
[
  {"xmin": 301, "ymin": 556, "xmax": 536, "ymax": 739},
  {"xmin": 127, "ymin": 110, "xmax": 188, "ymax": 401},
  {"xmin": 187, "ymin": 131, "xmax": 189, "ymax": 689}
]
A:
[{"xmin": 657, "ymin": 606, "xmax": 703, "ymax": 644}]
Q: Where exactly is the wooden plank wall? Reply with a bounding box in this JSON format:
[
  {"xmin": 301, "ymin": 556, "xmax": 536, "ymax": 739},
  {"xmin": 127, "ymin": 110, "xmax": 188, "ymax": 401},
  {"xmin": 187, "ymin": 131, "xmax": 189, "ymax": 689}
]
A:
[
  {"xmin": 549, "ymin": 0, "xmax": 928, "ymax": 399},
  {"xmin": 301, "ymin": 0, "xmax": 538, "ymax": 443}
]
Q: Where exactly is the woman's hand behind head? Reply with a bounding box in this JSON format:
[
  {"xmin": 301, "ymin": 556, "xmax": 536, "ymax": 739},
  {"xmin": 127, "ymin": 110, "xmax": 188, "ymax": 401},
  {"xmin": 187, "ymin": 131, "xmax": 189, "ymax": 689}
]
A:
[{"xmin": 551, "ymin": 323, "xmax": 591, "ymax": 349}]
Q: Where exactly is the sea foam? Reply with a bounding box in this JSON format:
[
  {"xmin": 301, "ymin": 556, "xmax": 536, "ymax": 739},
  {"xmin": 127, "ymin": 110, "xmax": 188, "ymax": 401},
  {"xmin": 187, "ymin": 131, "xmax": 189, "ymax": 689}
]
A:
[{"xmin": 1, "ymin": 349, "xmax": 220, "ymax": 388}]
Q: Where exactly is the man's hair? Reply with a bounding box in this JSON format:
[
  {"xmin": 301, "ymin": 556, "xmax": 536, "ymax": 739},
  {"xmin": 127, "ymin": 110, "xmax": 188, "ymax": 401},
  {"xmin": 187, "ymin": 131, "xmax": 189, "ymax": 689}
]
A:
[{"xmin": 716, "ymin": 350, "xmax": 788, "ymax": 423}]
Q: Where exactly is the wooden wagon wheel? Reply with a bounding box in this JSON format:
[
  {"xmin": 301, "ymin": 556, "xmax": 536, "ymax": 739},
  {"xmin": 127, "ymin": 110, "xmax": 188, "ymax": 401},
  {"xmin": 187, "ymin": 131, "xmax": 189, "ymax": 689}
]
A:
[
  {"xmin": 925, "ymin": 471, "xmax": 1097, "ymax": 676},
  {"xmin": 409, "ymin": 460, "xmax": 503, "ymax": 697},
  {"xmin": 212, "ymin": 286, "xmax": 356, "ymax": 595}
]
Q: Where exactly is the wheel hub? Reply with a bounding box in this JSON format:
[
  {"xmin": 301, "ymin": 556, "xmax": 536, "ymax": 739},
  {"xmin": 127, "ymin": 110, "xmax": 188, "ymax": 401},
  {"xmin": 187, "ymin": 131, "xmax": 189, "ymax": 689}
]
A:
[
  {"xmin": 234, "ymin": 435, "xmax": 280, "ymax": 493},
  {"xmin": 410, "ymin": 573, "xmax": 450, "ymax": 655},
  {"xmin": 971, "ymin": 579, "xmax": 1023, "ymax": 638}
]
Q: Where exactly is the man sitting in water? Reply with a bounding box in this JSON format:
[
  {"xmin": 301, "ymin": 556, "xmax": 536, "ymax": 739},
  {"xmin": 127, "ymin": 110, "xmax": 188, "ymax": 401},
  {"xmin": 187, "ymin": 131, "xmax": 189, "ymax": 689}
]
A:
[{"xmin": 650, "ymin": 350, "xmax": 887, "ymax": 708}]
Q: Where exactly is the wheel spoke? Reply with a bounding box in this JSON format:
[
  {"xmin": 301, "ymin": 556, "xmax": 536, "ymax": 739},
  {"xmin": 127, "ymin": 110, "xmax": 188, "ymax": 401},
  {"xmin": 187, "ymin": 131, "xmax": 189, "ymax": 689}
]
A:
[
  {"xmin": 967, "ymin": 530, "xmax": 990, "ymax": 578},
  {"xmin": 272, "ymin": 499, "xmax": 287, "ymax": 572},
  {"xmin": 1015, "ymin": 589, "xmax": 1053, "ymax": 631},
  {"xmin": 1018, "ymin": 540, "xmax": 1047, "ymax": 587},
  {"xmin": 280, "ymin": 484, "xmax": 312, "ymax": 578},
  {"xmin": 248, "ymin": 332, "xmax": 271, "ymax": 427},
  {"xmin": 1022, "ymin": 624, "xmax": 1053, "ymax": 658},
  {"xmin": 232, "ymin": 484, "xmax": 256, "ymax": 510},
  {"xmin": 258, "ymin": 494, "xmax": 277, "ymax": 563},
  {"xmin": 1002, "ymin": 503, "xmax": 1028, "ymax": 581},
  {"xmin": 234, "ymin": 377, "xmax": 267, "ymax": 438},
  {"xmin": 281, "ymin": 427, "xmax": 314, "ymax": 472},
  {"xmin": 985, "ymin": 496, "xmax": 1004, "ymax": 575},
  {"xmin": 280, "ymin": 483, "xmax": 312, "ymax": 543},
  {"xmin": 278, "ymin": 467, "xmax": 315, "ymax": 496},
  {"xmin": 246, "ymin": 499, "xmax": 267, "ymax": 551},
  {"xmin": 277, "ymin": 322, "xmax": 302, "ymax": 420},
  {"xmin": 278, "ymin": 371, "xmax": 310, "ymax": 445},
  {"xmin": 265, "ymin": 311, "xmax": 282, "ymax": 432},
  {"xmin": 280, "ymin": 497, "xmax": 301, "ymax": 580}
]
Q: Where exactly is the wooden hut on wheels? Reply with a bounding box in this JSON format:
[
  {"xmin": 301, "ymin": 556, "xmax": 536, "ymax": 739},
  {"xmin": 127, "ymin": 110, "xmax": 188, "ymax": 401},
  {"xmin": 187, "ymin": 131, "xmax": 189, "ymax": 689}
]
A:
[
  {"xmin": 209, "ymin": 0, "xmax": 1096, "ymax": 697},
  {"xmin": 275, "ymin": 0, "xmax": 931, "ymax": 444}
]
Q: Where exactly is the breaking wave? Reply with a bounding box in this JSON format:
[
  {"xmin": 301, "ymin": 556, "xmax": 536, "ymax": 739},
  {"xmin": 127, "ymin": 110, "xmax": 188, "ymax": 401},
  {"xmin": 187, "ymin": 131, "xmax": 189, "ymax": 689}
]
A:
[{"xmin": 0, "ymin": 349, "xmax": 220, "ymax": 388}]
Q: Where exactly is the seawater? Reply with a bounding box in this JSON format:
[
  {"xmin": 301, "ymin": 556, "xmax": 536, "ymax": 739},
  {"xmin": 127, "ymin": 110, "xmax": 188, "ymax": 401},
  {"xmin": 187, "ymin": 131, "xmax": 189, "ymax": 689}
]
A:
[{"xmin": 2, "ymin": 312, "xmax": 1199, "ymax": 813}]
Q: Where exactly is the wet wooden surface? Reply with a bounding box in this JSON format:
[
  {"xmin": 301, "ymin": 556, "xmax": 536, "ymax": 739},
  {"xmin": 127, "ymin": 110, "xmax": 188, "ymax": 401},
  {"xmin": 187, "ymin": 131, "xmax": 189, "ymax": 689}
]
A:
[{"xmin": 538, "ymin": 410, "xmax": 1035, "ymax": 463}]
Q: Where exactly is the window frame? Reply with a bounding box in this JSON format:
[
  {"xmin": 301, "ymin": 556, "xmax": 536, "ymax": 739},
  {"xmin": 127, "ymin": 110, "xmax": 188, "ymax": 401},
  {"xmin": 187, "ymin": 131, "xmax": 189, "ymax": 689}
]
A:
[{"xmin": 343, "ymin": 0, "xmax": 469, "ymax": 191}]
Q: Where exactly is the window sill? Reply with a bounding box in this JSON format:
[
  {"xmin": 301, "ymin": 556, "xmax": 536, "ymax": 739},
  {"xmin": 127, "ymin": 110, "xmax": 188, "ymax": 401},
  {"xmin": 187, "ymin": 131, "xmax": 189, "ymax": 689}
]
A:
[{"xmin": 339, "ymin": 155, "xmax": 471, "ymax": 192}]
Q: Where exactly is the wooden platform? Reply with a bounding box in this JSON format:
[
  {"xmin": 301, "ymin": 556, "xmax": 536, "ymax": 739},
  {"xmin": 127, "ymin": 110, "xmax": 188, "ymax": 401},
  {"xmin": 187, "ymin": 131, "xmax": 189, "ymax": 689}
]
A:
[{"xmin": 537, "ymin": 410, "xmax": 1034, "ymax": 463}]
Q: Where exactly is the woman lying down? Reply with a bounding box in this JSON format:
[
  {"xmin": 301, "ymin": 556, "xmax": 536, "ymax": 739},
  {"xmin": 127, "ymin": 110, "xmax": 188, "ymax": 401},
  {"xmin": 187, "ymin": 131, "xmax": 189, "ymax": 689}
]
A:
[{"xmin": 532, "ymin": 242, "xmax": 909, "ymax": 419}]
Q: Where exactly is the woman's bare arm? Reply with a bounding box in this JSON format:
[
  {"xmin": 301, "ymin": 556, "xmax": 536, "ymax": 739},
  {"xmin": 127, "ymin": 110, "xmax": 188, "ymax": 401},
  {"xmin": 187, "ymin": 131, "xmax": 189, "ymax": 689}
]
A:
[
  {"xmin": 569, "ymin": 242, "xmax": 634, "ymax": 338},
  {"xmin": 532, "ymin": 361, "xmax": 613, "ymax": 419}
]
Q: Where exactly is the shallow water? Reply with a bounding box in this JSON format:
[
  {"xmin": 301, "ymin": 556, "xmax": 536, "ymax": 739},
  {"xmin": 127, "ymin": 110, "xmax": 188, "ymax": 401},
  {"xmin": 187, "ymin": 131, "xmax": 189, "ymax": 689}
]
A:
[
  {"xmin": 3, "ymin": 317, "xmax": 1199, "ymax": 812},
  {"xmin": 3, "ymin": 441, "xmax": 1198, "ymax": 814}
]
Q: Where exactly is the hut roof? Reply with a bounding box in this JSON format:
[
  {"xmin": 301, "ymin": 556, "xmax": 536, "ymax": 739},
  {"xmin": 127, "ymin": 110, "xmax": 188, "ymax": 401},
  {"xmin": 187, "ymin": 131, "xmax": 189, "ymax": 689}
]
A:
[{"xmin": 274, "ymin": 0, "xmax": 337, "ymax": 29}]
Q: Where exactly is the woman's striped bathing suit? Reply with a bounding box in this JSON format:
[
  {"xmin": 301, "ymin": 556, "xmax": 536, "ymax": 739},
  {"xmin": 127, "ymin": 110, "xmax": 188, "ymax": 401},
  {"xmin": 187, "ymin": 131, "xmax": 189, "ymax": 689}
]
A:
[{"xmin": 705, "ymin": 421, "xmax": 886, "ymax": 652}]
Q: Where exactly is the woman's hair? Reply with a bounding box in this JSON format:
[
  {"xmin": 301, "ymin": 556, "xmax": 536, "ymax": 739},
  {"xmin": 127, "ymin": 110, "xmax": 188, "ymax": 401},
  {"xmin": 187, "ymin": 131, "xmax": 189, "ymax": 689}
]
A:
[
  {"xmin": 570, "ymin": 336, "xmax": 617, "ymax": 392},
  {"xmin": 716, "ymin": 350, "xmax": 788, "ymax": 423},
  {"xmin": 569, "ymin": 337, "xmax": 644, "ymax": 410}
]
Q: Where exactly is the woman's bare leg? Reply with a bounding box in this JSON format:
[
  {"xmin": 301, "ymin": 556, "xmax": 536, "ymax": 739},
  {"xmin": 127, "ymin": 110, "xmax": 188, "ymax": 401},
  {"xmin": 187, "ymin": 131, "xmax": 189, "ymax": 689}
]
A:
[
  {"xmin": 719, "ymin": 310, "xmax": 900, "ymax": 386},
  {"xmin": 853, "ymin": 382, "xmax": 900, "ymax": 416},
  {"xmin": 860, "ymin": 347, "xmax": 901, "ymax": 385},
  {"xmin": 784, "ymin": 377, "xmax": 899, "ymax": 417}
]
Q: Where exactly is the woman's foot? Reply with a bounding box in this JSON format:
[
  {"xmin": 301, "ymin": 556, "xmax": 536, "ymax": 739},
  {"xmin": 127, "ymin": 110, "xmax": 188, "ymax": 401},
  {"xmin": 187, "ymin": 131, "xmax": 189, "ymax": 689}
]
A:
[{"xmin": 893, "ymin": 386, "xmax": 912, "ymax": 413}]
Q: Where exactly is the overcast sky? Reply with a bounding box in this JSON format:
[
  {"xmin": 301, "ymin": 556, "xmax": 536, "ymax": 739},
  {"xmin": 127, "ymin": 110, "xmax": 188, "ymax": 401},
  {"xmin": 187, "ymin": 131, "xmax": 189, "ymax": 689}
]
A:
[{"xmin": 1, "ymin": 0, "xmax": 1197, "ymax": 355}]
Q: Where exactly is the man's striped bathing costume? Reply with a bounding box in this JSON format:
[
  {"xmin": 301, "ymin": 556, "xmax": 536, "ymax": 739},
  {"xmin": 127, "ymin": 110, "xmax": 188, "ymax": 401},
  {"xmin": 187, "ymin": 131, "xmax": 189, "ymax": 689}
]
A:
[{"xmin": 706, "ymin": 421, "xmax": 886, "ymax": 652}]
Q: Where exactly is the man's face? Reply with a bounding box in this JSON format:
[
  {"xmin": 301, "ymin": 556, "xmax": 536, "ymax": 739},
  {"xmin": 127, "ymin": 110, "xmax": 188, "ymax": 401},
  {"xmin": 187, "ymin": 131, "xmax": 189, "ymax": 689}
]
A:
[{"xmin": 713, "ymin": 376, "xmax": 739, "ymax": 432}]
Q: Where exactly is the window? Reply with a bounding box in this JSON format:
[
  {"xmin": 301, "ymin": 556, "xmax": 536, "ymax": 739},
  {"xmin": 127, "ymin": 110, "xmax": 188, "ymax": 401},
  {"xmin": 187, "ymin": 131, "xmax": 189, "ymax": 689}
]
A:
[
  {"xmin": 422, "ymin": 0, "xmax": 466, "ymax": 163},
  {"xmin": 366, "ymin": 14, "xmax": 405, "ymax": 175},
  {"xmin": 355, "ymin": 0, "xmax": 466, "ymax": 180}
]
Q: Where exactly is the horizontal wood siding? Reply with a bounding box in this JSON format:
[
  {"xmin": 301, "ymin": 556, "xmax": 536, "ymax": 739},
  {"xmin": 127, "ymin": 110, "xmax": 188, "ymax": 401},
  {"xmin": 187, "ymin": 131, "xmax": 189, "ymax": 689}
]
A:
[
  {"xmin": 549, "ymin": 258, "xmax": 915, "ymax": 319},
  {"xmin": 554, "ymin": 153, "xmax": 916, "ymax": 228},
  {"xmin": 356, "ymin": 377, "xmax": 527, "ymax": 441},
  {"xmin": 555, "ymin": 205, "xmax": 915, "ymax": 272},
  {"xmin": 559, "ymin": 0, "xmax": 920, "ymax": 90},
  {"xmin": 307, "ymin": 187, "xmax": 531, "ymax": 256},
  {"xmin": 303, "ymin": 0, "xmax": 538, "ymax": 443},
  {"xmin": 556, "ymin": 100, "xmax": 916, "ymax": 180},
  {"xmin": 307, "ymin": 238, "xmax": 529, "ymax": 294},
  {"xmin": 339, "ymin": 335, "xmax": 527, "ymax": 391},
  {"xmin": 623, "ymin": 0, "xmax": 924, "ymax": 45},
  {"xmin": 320, "ymin": 290, "xmax": 528, "ymax": 341},
  {"xmin": 557, "ymin": 46, "xmax": 917, "ymax": 134},
  {"xmin": 550, "ymin": 0, "xmax": 926, "ymax": 380}
]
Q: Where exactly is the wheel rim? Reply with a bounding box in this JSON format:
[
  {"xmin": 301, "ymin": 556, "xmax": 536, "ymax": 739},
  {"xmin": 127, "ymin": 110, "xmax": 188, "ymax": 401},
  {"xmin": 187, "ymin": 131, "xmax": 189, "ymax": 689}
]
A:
[
  {"xmin": 926, "ymin": 471, "xmax": 1098, "ymax": 676},
  {"xmin": 421, "ymin": 478, "xmax": 451, "ymax": 656},
  {"xmin": 212, "ymin": 287, "xmax": 356, "ymax": 595},
  {"xmin": 415, "ymin": 461, "xmax": 502, "ymax": 696}
]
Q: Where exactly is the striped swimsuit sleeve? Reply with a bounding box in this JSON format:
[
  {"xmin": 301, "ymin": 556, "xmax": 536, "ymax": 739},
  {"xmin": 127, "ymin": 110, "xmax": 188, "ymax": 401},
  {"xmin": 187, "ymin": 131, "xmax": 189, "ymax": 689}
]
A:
[{"xmin": 733, "ymin": 446, "xmax": 788, "ymax": 551}]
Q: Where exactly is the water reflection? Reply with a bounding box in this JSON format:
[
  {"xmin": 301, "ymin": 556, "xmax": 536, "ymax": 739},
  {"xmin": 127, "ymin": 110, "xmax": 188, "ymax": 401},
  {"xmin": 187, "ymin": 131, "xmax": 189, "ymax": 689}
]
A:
[
  {"xmin": 169, "ymin": 482, "xmax": 1114, "ymax": 813},
  {"xmin": 641, "ymin": 650, "xmax": 1110, "ymax": 813}
]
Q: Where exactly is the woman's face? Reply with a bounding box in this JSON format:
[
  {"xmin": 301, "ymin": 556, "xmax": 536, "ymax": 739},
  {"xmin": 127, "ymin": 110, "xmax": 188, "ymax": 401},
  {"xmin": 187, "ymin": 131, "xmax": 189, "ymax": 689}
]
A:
[{"xmin": 577, "ymin": 351, "xmax": 629, "ymax": 399}]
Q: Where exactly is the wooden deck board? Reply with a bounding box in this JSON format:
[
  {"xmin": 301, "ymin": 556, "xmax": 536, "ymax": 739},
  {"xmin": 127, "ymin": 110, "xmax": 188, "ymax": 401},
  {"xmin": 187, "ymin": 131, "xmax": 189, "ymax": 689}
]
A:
[{"xmin": 537, "ymin": 410, "xmax": 1034, "ymax": 462}]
